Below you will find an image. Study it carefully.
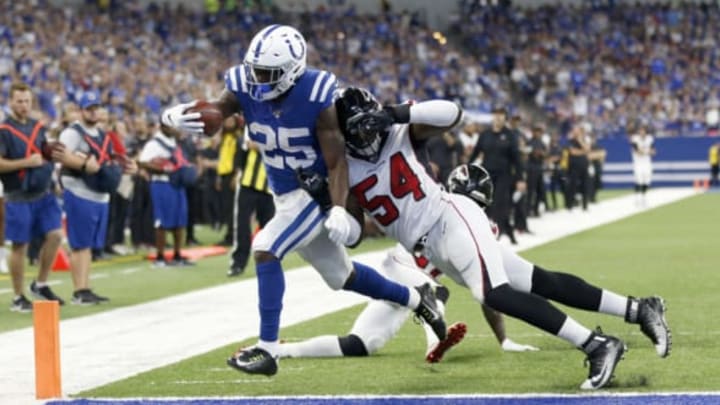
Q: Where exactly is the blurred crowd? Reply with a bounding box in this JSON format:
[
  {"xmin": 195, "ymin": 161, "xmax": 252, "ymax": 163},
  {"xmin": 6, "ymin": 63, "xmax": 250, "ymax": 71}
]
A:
[
  {"xmin": 3, "ymin": 0, "xmax": 719, "ymax": 256},
  {"xmin": 0, "ymin": 0, "xmax": 511, "ymax": 133},
  {"xmin": 455, "ymin": 0, "xmax": 720, "ymax": 138}
]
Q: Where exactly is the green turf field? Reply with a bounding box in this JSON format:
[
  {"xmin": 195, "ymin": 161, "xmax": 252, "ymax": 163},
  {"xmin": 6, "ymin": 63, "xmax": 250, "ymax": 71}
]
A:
[
  {"xmin": 74, "ymin": 192, "xmax": 720, "ymax": 397},
  {"xmin": 0, "ymin": 191, "xmax": 628, "ymax": 333}
]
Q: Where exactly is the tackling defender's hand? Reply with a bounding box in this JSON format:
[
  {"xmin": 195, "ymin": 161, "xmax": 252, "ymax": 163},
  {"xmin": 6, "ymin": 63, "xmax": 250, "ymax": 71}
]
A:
[
  {"xmin": 161, "ymin": 101, "xmax": 204, "ymax": 135},
  {"xmin": 325, "ymin": 206, "xmax": 361, "ymax": 246},
  {"xmin": 501, "ymin": 338, "xmax": 539, "ymax": 352},
  {"xmin": 347, "ymin": 108, "xmax": 394, "ymax": 137}
]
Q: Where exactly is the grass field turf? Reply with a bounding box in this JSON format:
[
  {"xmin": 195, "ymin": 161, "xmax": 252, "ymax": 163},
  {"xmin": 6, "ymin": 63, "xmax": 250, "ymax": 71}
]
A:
[
  {"xmin": 73, "ymin": 192, "xmax": 720, "ymax": 397},
  {"xmin": 0, "ymin": 189, "xmax": 631, "ymax": 334}
]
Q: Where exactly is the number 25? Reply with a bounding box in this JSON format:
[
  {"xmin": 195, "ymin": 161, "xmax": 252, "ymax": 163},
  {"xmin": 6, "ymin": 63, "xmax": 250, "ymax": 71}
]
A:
[{"xmin": 249, "ymin": 122, "xmax": 316, "ymax": 169}]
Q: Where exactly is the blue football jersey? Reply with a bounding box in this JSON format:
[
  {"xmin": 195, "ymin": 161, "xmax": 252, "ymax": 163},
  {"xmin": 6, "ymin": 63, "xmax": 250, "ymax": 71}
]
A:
[{"xmin": 225, "ymin": 65, "xmax": 337, "ymax": 195}]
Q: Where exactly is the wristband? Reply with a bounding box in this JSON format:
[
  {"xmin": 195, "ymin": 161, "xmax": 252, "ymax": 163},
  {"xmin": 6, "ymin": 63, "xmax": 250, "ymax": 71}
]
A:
[{"xmin": 385, "ymin": 104, "xmax": 411, "ymax": 124}]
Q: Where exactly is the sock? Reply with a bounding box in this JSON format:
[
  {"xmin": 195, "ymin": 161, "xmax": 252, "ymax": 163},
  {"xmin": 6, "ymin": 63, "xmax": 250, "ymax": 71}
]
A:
[
  {"xmin": 35, "ymin": 281, "xmax": 48, "ymax": 288},
  {"xmin": 280, "ymin": 336, "xmax": 343, "ymax": 358},
  {"xmin": 598, "ymin": 290, "xmax": 628, "ymax": 318},
  {"xmin": 256, "ymin": 339, "xmax": 279, "ymax": 357},
  {"xmin": 345, "ymin": 261, "xmax": 410, "ymax": 307},
  {"xmin": 256, "ymin": 260, "xmax": 285, "ymax": 343},
  {"xmin": 423, "ymin": 321, "xmax": 440, "ymax": 353},
  {"xmin": 407, "ymin": 288, "xmax": 420, "ymax": 309},
  {"xmin": 557, "ymin": 317, "xmax": 593, "ymax": 348}
]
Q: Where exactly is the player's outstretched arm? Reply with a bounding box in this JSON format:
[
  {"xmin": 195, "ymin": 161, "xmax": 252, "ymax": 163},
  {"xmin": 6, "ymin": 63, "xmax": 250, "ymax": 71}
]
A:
[
  {"xmin": 389, "ymin": 100, "xmax": 463, "ymax": 140},
  {"xmin": 161, "ymin": 89, "xmax": 241, "ymax": 135},
  {"xmin": 210, "ymin": 89, "xmax": 242, "ymax": 120}
]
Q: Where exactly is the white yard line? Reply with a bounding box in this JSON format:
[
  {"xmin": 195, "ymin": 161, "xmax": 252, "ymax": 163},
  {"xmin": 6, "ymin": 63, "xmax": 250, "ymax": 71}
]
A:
[{"xmin": 0, "ymin": 188, "xmax": 699, "ymax": 405}]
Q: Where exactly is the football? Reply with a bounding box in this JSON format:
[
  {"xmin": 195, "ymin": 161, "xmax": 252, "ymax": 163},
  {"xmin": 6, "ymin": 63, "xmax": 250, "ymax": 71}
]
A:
[
  {"xmin": 187, "ymin": 100, "xmax": 223, "ymax": 136},
  {"xmin": 40, "ymin": 141, "xmax": 65, "ymax": 161}
]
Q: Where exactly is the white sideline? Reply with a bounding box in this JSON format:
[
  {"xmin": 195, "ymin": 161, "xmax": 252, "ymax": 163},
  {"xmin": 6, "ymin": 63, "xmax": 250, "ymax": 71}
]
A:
[{"xmin": 0, "ymin": 188, "xmax": 699, "ymax": 405}]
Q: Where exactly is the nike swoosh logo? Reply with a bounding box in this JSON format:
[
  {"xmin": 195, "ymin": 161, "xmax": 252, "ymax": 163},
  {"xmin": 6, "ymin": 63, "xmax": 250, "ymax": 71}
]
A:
[{"xmin": 589, "ymin": 366, "xmax": 609, "ymax": 388}]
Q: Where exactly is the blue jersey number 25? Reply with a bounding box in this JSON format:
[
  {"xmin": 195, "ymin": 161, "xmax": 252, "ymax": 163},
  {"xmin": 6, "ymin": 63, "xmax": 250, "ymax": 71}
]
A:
[{"xmin": 249, "ymin": 122, "xmax": 317, "ymax": 169}]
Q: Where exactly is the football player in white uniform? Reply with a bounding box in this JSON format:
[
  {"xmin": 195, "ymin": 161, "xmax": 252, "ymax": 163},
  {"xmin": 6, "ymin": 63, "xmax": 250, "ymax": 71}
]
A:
[
  {"xmin": 630, "ymin": 126, "xmax": 655, "ymax": 206},
  {"xmin": 278, "ymin": 238, "xmax": 539, "ymax": 363},
  {"xmin": 446, "ymin": 163, "xmax": 670, "ymax": 360},
  {"xmin": 316, "ymin": 87, "xmax": 668, "ymax": 390},
  {"xmin": 292, "ymin": 160, "xmax": 670, "ymax": 371}
]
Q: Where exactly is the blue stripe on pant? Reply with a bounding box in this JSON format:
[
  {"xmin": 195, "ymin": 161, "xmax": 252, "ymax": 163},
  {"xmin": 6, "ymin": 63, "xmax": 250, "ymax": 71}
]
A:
[{"xmin": 269, "ymin": 201, "xmax": 321, "ymax": 259}]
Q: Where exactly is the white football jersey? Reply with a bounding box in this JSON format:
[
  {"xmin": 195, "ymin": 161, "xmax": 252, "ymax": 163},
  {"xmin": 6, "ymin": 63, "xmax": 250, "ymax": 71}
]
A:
[
  {"xmin": 630, "ymin": 134, "xmax": 654, "ymax": 165},
  {"xmin": 347, "ymin": 124, "xmax": 445, "ymax": 251}
]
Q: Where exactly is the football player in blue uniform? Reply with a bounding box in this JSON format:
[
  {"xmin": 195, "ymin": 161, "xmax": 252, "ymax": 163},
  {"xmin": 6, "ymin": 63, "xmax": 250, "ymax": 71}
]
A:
[{"xmin": 160, "ymin": 25, "xmax": 446, "ymax": 376}]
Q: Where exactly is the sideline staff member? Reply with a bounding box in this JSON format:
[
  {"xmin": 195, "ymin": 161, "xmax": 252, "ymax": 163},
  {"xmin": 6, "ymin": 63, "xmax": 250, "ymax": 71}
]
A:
[
  {"xmin": 0, "ymin": 82, "xmax": 65, "ymax": 312},
  {"xmin": 468, "ymin": 106, "xmax": 525, "ymax": 244}
]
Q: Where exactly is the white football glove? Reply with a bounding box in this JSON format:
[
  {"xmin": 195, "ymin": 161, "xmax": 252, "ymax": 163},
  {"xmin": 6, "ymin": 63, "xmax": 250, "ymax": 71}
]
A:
[
  {"xmin": 160, "ymin": 101, "xmax": 204, "ymax": 135},
  {"xmin": 324, "ymin": 206, "xmax": 361, "ymax": 246},
  {"xmin": 501, "ymin": 338, "xmax": 539, "ymax": 352}
]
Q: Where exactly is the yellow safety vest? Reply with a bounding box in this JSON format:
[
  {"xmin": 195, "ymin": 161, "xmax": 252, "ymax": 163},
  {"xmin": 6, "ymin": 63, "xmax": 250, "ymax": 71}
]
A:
[{"xmin": 217, "ymin": 133, "xmax": 237, "ymax": 176}]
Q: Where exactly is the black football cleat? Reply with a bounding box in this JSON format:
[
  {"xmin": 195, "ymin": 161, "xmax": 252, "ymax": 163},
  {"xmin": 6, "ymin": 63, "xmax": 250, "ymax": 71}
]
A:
[
  {"xmin": 637, "ymin": 296, "xmax": 671, "ymax": 358},
  {"xmin": 580, "ymin": 330, "xmax": 627, "ymax": 390},
  {"xmin": 414, "ymin": 283, "xmax": 447, "ymax": 341},
  {"xmin": 227, "ymin": 346, "xmax": 278, "ymax": 376}
]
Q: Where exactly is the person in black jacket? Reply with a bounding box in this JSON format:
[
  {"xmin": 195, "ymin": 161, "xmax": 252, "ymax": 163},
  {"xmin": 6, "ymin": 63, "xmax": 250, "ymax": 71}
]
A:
[
  {"xmin": 567, "ymin": 125, "xmax": 591, "ymax": 211},
  {"xmin": 526, "ymin": 125, "xmax": 547, "ymax": 217},
  {"xmin": 468, "ymin": 106, "xmax": 525, "ymax": 244}
]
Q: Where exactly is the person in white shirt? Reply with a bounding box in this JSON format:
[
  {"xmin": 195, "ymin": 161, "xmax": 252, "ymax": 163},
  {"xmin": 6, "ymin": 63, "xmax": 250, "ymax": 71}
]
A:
[{"xmin": 630, "ymin": 126, "xmax": 656, "ymax": 206}]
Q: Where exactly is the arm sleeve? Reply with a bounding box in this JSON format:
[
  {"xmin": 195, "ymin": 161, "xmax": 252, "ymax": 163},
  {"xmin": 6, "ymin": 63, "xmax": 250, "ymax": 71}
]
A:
[{"xmin": 408, "ymin": 100, "xmax": 462, "ymax": 127}]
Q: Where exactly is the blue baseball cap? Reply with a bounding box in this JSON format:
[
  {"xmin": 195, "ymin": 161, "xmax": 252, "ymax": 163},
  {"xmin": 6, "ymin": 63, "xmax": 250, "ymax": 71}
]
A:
[{"xmin": 79, "ymin": 91, "xmax": 102, "ymax": 109}]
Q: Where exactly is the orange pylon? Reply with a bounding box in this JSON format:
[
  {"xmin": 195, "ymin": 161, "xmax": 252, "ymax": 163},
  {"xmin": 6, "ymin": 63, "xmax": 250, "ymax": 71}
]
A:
[{"xmin": 51, "ymin": 249, "xmax": 70, "ymax": 272}]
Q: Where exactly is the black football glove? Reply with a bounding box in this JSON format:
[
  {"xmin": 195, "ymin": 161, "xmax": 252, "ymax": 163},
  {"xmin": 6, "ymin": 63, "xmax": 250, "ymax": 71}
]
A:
[
  {"xmin": 346, "ymin": 109, "xmax": 394, "ymax": 138},
  {"xmin": 296, "ymin": 168, "xmax": 332, "ymax": 212},
  {"xmin": 345, "ymin": 103, "xmax": 410, "ymax": 138}
]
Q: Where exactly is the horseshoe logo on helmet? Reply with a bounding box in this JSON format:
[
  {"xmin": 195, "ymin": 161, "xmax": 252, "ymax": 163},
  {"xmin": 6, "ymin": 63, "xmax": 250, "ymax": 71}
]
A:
[{"xmin": 286, "ymin": 35, "xmax": 305, "ymax": 60}]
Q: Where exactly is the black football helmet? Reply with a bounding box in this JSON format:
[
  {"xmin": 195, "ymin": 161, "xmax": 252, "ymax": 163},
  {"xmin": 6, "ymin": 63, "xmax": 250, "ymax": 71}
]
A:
[
  {"xmin": 335, "ymin": 87, "xmax": 390, "ymax": 162},
  {"xmin": 446, "ymin": 163, "xmax": 494, "ymax": 208}
]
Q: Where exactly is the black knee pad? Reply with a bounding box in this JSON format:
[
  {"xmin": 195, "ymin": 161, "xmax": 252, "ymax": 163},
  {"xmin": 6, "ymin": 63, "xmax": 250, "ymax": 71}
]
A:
[{"xmin": 338, "ymin": 334, "xmax": 369, "ymax": 357}]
